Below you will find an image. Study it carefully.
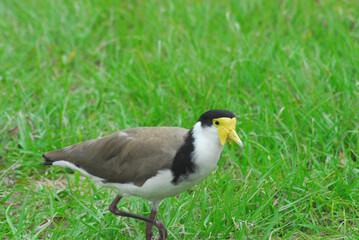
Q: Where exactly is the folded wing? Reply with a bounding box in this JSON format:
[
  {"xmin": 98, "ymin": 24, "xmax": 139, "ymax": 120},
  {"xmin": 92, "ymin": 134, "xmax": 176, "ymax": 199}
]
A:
[{"xmin": 43, "ymin": 127, "xmax": 189, "ymax": 186}]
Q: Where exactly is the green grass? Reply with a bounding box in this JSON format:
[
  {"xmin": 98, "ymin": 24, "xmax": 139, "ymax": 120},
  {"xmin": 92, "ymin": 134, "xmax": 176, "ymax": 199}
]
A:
[{"xmin": 1, "ymin": 0, "xmax": 359, "ymax": 239}]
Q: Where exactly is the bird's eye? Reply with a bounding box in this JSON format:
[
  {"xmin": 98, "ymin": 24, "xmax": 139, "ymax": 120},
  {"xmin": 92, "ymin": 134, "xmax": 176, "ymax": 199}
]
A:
[{"xmin": 215, "ymin": 121, "xmax": 219, "ymax": 125}]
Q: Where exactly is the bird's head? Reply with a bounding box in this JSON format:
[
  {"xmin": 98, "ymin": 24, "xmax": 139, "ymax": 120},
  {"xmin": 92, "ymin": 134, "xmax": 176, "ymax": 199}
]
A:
[{"xmin": 198, "ymin": 110, "xmax": 243, "ymax": 147}]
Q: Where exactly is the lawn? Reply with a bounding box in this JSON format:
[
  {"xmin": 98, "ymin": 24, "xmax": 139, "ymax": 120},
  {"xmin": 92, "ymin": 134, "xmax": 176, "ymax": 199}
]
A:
[{"xmin": 1, "ymin": 0, "xmax": 359, "ymax": 239}]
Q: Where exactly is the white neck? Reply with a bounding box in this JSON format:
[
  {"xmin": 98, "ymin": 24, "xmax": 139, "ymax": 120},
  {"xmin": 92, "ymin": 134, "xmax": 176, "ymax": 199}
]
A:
[{"xmin": 190, "ymin": 122, "xmax": 224, "ymax": 182}]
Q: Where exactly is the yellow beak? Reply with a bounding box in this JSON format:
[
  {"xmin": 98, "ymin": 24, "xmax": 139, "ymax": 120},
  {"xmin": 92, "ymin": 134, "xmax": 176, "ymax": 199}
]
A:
[{"xmin": 215, "ymin": 117, "xmax": 243, "ymax": 147}]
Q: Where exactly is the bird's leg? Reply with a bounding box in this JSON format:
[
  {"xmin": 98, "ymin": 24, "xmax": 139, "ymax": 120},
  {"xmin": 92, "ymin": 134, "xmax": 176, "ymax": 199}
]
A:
[
  {"xmin": 109, "ymin": 195, "xmax": 167, "ymax": 240},
  {"xmin": 145, "ymin": 208, "xmax": 157, "ymax": 240}
]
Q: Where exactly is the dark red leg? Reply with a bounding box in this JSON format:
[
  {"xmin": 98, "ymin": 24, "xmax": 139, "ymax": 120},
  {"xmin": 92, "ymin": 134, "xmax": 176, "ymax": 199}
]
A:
[
  {"xmin": 145, "ymin": 208, "xmax": 157, "ymax": 240},
  {"xmin": 109, "ymin": 195, "xmax": 167, "ymax": 240}
]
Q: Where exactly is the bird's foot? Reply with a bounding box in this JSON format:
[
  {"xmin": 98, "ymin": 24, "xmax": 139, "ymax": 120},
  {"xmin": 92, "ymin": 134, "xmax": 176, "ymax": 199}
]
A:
[
  {"xmin": 146, "ymin": 220, "xmax": 166, "ymax": 240},
  {"xmin": 154, "ymin": 220, "xmax": 167, "ymax": 240}
]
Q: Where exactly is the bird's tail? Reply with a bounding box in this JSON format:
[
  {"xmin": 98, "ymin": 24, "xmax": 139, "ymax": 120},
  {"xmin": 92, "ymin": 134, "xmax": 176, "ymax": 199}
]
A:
[{"xmin": 42, "ymin": 149, "xmax": 68, "ymax": 165}]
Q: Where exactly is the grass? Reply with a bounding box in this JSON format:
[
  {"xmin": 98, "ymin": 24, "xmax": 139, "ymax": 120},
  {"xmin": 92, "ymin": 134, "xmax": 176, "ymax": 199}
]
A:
[{"xmin": 0, "ymin": 0, "xmax": 359, "ymax": 239}]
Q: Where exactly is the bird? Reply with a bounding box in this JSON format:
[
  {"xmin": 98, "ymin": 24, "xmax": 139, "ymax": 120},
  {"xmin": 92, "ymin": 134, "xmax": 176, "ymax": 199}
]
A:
[{"xmin": 42, "ymin": 110, "xmax": 243, "ymax": 239}]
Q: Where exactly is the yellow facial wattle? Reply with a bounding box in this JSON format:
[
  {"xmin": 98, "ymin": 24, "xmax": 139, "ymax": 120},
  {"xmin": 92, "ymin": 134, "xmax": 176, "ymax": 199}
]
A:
[{"xmin": 212, "ymin": 117, "xmax": 243, "ymax": 147}]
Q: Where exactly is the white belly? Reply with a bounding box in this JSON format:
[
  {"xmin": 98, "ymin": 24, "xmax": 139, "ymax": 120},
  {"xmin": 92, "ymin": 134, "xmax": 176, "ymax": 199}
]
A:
[
  {"xmin": 53, "ymin": 161, "xmax": 212, "ymax": 202},
  {"xmin": 106, "ymin": 170, "xmax": 201, "ymax": 201}
]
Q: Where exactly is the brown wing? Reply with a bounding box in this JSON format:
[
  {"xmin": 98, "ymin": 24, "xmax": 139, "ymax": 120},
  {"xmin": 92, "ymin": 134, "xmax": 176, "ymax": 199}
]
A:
[{"xmin": 43, "ymin": 127, "xmax": 189, "ymax": 186}]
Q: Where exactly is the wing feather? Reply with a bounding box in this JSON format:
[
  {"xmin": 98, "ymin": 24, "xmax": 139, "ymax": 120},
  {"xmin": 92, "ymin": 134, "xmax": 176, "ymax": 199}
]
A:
[{"xmin": 43, "ymin": 127, "xmax": 188, "ymax": 186}]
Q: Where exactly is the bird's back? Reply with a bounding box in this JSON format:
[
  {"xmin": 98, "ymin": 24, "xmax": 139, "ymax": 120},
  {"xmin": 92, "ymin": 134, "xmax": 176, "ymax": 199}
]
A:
[{"xmin": 43, "ymin": 127, "xmax": 189, "ymax": 186}]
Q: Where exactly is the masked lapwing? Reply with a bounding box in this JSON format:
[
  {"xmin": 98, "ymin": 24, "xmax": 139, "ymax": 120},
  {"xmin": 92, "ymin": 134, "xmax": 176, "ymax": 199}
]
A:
[{"xmin": 42, "ymin": 110, "xmax": 243, "ymax": 239}]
